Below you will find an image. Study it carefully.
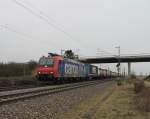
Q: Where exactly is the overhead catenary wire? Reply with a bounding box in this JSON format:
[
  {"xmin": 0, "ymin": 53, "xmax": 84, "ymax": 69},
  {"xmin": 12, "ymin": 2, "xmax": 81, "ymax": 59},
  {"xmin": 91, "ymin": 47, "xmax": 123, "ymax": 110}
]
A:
[
  {"xmin": 0, "ymin": 24, "xmax": 57, "ymax": 47},
  {"xmin": 9, "ymin": 0, "xmax": 117, "ymax": 56},
  {"xmin": 11, "ymin": 0, "xmax": 84, "ymax": 47},
  {"xmin": 0, "ymin": 24, "xmax": 34, "ymax": 40},
  {"xmin": 19, "ymin": 0, "xmax": 67, "ymax": 31}
]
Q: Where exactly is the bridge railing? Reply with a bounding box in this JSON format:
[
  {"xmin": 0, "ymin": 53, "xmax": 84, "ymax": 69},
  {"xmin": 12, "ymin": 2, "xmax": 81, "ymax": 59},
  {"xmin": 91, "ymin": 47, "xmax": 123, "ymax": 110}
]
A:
[{"xmin": 79, "ymin": 53, "xmax": 150, "ymax": 60}]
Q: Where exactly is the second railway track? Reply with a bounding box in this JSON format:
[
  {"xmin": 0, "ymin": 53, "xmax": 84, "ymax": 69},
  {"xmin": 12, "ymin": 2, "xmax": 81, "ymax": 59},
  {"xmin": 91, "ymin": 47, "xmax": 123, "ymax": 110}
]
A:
[{"xmin": 0, "ymin": 80, "xmax": 110, "ymax": 105}]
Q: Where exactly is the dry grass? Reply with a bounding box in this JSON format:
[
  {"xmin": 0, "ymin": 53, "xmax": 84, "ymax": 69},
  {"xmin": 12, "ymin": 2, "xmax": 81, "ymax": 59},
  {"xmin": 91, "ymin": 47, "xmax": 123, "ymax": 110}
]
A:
[
  {"xmin": 126, "ymin": 78, "xmax": 136, "ymax": 84},
  {"xmin": 135, "ymin": 82, "xmax": 150, "ymax": 112},
  {"xmin": 130, "ymin": 78, "xmax": 150, "ymax": 113},
  {"xmin": 94, "ymin": 85, "xmax": 149, "ymax": 119}
]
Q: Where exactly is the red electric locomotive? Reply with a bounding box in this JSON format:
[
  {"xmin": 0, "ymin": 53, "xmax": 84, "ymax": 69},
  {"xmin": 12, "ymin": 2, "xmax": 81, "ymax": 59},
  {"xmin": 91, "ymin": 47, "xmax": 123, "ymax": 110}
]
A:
[
  {"xmin": 36, "ymin": 53, "xmax": 87, "ymax": 82},
  {"xmin": 36, "ymin": 53, "xmax": 62, "ymax": 81}
]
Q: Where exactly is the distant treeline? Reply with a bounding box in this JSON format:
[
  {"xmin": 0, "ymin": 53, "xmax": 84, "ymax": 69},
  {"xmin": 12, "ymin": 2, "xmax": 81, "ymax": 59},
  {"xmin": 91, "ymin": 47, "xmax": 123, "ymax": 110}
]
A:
[{"xmin": 0, "ymin": 60, "xmax": 38, "ymax": 77}]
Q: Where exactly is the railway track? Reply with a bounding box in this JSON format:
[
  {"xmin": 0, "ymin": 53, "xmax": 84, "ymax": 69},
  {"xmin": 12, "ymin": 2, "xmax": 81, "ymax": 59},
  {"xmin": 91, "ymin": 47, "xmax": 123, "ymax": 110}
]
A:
[
  {"xmin": 0, "ymin": 85, "xmax": 43, "ymax": 92},
  {"xmin": 0, "ymin": 81, "xmax": 59, "ymax": 92},
  {"xmin": 0, "ymin": 80, "xmax": 109, "ymax": 105}
]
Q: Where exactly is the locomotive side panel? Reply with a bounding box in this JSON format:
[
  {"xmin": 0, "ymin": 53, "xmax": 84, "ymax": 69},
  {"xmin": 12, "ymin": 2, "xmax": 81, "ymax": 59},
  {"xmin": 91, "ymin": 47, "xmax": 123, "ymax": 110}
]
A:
[{"xmin": 58, "ymin": 59, "xmax": 86, "ymax": 78}]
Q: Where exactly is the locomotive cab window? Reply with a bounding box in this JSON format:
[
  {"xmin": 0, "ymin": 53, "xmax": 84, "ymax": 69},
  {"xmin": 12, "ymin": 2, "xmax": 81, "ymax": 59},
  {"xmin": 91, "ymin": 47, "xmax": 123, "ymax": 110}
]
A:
[{"xmin": 39, "ymin": 57, "xmax": 54, "ymax": 67}]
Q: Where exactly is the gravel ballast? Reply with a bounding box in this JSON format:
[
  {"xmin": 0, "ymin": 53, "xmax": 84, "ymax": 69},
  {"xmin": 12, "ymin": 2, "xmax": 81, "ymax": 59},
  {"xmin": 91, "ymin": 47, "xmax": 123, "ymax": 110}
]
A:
[{"xmin": 0, "ymin": 81, "xmax": 115, "ymax": 119}]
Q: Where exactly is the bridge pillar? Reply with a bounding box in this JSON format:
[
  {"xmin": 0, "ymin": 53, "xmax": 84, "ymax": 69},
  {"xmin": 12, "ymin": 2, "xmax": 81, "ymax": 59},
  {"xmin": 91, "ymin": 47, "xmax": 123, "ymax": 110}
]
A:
[{"xmin": 128, "ymin": 62, "xmax": 131, "ymax": 76}]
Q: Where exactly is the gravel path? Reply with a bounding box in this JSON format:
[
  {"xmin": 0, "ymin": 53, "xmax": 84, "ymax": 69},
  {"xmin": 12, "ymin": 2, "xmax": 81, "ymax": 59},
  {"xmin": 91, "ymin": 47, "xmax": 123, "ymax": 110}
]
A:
[{"xmin": 0, "ymin": 81, "xmax": 115, "ymax": 119}]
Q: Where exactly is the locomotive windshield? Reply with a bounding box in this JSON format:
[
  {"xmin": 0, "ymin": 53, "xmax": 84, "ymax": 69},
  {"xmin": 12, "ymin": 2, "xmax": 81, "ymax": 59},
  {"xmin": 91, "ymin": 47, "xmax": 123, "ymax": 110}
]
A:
[{"xmin": 39, "ymin": 57, "xmax": 53, "ymax": 66}]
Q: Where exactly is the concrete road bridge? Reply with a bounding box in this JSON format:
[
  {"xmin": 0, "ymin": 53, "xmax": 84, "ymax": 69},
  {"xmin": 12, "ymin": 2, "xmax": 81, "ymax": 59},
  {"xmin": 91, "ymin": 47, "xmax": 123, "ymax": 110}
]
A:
[{"xmin": 79, "ymin": 54, "xmax": 150, "ymax": 76}]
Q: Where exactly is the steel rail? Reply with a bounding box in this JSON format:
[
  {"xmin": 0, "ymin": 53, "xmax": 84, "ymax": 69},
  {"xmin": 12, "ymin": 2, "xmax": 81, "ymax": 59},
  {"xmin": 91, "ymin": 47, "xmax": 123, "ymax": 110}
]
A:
[{"xmin": 0, "ymin": 80, "xmax": 108, "ymax": 105}]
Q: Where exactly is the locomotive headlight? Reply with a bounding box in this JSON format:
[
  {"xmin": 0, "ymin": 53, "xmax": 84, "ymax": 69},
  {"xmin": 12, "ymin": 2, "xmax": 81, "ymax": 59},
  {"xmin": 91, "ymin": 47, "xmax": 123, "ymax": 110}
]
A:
[
  {"xmin": 38, "ymin": 72, "xmax": 41, "ymax": 74},
  {"xmin": 50, "ymin": 72, "xmax": 53, "ymax": 74}
]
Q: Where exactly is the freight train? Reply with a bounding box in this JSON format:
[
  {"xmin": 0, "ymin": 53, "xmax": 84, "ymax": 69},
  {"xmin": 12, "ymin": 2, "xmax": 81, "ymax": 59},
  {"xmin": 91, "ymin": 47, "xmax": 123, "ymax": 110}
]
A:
[{"xmin": 36, "ymin": 53, "xmax": 119, "ymax": 82}]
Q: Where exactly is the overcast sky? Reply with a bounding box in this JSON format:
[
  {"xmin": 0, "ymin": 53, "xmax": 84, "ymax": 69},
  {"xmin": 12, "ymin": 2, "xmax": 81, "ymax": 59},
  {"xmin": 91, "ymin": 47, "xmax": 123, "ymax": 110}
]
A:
[{"xmin": 0, "ymin": 0, "xmax": 150, "ymax": 74}]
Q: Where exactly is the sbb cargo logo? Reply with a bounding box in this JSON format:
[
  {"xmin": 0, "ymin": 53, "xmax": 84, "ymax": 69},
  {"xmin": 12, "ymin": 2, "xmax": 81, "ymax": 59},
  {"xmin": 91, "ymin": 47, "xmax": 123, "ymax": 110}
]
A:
[
  {"xmin": 65, "ymin": 64, "xmax": 78, "ymax": 75},
  {"xmin": 92, "ymin": 67, "xmax": 97, "ymax": 74}
]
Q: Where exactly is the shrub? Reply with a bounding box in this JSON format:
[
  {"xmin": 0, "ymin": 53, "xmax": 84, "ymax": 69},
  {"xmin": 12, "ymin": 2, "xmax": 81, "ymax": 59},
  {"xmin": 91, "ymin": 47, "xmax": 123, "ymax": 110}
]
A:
[
  {"xmin": 135, "ymin": 87, "xmax": 150, "ymax": 112},
  {"xmin": 130, "ymin": 74, "xmax": 137, "ymax": 79},
  {"xmin": 144, "ymin": 75, "xmax": 150, "ymax": 81},
  {"xmin": 134, "ymin": 80, "xmax": 144, "ymax": 93},
  {"xmin": 116, "ymin": 79, "xmax": 122, "ymax": 86},
  {"xmin": 0, "ymin": 61, "xmax": 37, "ymax": 77}
]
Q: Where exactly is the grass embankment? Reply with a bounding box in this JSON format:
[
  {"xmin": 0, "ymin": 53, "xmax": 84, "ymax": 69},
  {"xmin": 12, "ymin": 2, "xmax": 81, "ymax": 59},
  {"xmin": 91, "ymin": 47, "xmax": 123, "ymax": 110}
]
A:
[
  {"xmin": 0, "ymin": 76, "xmax": 39, "ymax": 87},
  {"xmin": 57, "ymin": 80, "xmax": 150, "ymax": 119},
  {"xmin": 95, "ymin": 83, "xmax": 149, "ymax": 119}
]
